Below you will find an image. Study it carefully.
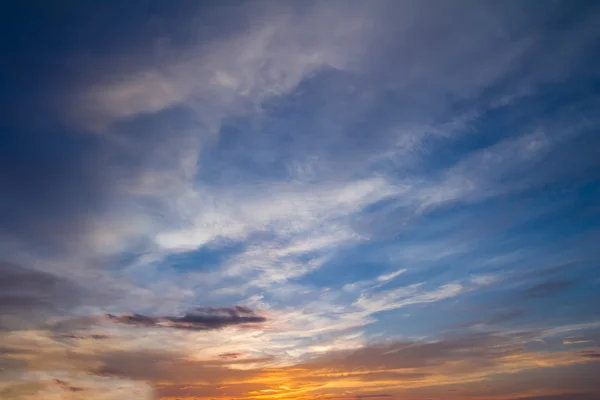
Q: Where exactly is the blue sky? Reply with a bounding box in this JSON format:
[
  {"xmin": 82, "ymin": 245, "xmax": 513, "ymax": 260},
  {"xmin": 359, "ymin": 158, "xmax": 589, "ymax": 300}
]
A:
[{"xmin": 1, "ymin": 1, "xmax": 600, "ymax": 399}]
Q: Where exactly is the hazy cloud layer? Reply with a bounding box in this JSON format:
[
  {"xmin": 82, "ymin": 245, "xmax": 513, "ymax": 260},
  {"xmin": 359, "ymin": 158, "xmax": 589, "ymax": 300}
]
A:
[{"xmin": 0, "ymin": 262, "xmax": 85, "ymax": 332}]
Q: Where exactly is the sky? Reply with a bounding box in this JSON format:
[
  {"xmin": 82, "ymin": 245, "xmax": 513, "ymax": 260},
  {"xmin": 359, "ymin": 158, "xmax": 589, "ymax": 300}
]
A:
[{"xmin": 1, "ymin": 1, "xmax": 600, "ymax": 399}]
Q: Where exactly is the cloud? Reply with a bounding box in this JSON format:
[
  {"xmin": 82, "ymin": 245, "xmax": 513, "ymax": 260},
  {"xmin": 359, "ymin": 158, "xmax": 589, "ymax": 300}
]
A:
[
  {"xmin": 152, "ymin": 331, "xmax": 599, "ymax": 399},
  {"xmin": 88, "ymin": 349, "xmax": 259, "ymax": 386},
  {"xmin": 154, "ymin": 177, "xmax": 399, "ymax": 252},
  {"xmin": 106, "ymin": 305, "xmax": 266, "ymax": 331},
  {"xmin": 303, "ymin": 331, "xmax": 526, "ymax": 371},
  {"xmin": 219, "ymin": 352, "xmax": 243, "ymax": 359},
  {"xmin": 0, "ymin": 262, "xmax": 83, "ymax": 329},
  {"xmin": 3, "ymin": 317, "xmax": 599, "ymax": 400},
  {"xmin": 0, "ymin": 372, "xmax": 155, "ymax": 400},
  {"xmin": 59, "ymin": 334, "xmax": 110, "ymax": 341},
  {"xmin": 65, "ymin": 1, "xmax": 375, "ymax": 131},
  {"xmin": 520, "ymin": 280, "xmax": 575, "ymax": 298},
  {"xmin": 376, "ymin": 268, "xmax": 406, "ymax": 283},
  {"xmin": 52, "ymin": 379, "xmax": 83, "ymax": 392},
  {"xmin": 581, "ymin": 351, "xmax": 600, "ymax": 359},
  {"xmin": 355, "ymin": 282, "xmax": 465, "ymax": 315}
]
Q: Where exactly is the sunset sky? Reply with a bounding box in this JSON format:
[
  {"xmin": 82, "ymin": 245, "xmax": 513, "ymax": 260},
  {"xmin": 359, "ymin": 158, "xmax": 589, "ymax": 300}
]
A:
[{"xmin": 2, "ymin": 1, "xmax": 600, "ymax": 399}]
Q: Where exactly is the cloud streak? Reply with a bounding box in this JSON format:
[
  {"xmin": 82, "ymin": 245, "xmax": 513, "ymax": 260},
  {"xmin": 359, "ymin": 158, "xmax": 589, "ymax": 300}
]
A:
[{"xmin": 106, "ymin": 306, "xmax": 266, "ymax": 331}]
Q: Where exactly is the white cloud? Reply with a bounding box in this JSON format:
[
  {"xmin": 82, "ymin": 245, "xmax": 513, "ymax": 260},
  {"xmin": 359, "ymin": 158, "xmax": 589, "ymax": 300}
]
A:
[
  {"xmin": 67, "ymin": 1, "xmax": 374, "ymax": 132},
  {"xmin": 155, "ymin": 177, "xmax": 400, "ymax": 252},
  {"xmin": 149, "ymin": 177, "xmax": 404, "ymax": 299},
  {"xmin": 377, "ymin": 268, "xmax": 407, "ymax": 282},
  {"xmin": 355, "ymin": 282, "xmax": 465, "ymax": 314}
]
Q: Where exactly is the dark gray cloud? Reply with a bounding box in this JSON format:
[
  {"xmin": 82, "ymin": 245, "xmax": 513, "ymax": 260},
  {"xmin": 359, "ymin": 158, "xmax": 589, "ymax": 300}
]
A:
[
  {"xmin": 219, "ymin": 352, "xmax": 243, "ymax": 359},
  {"xmin": 59, "ymin": 333, "xmax": 109, "ymax": 340},
  {"xmin": 42, "ymin": 316, "xmax": 104, "ymax": 335},
  {"xmin": 454, "ymin": 260, "xmax": 596, "ymax": 330},
  {"xmin": 106, "ymin": 305, "xmax": 266, "ymax": 331},
  {"xmin": 52, "ymin": 379, "xmax": 84, "ymax": 393},
  {"xmin": 520, "ymin": 279, "xmax": 575, "ymax": 298},
  {"xmin": 0, "ymin": 262, "xmax": 82, "ymax": 326},
  {"xmin": 458, "ymin": 309, "xmax": 527, "ymax": 329},
  {"xmin": 581, "ymin": 351, "xmax": 600, "ymax": 359}
]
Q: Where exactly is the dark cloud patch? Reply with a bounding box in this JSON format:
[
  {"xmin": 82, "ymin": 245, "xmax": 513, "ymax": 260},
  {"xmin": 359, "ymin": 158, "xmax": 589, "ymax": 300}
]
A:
[
  {"xmin": 520, "ymin": 279, "xmax": 575, "ymax": 298},
  {"xmin": 60, "ymin": 333, "xmax": 109, "ymax": 340},
  {"xmin": 485, "ymin": 260, "xmax": 585, "ymax": 292},
  {"xmin": 456, "ymin": 260, "xmax": 596, "ymax": 330},
  {"xmin": 581, "ymin": 351, "xmax": 600, "ymax": 359},
  {"xmin": 508, "ymin": 261, "xmax": 579, "ymax": 283},
  {"xmin": 482, "ymin": 309, "xmax": 527, "ymax": 325},
  {"xmin": 219, "ymin": 352, "xmax": 243, "ymax": 359},
  {"xmin": 106, "ymin": 305, "xmax": 267, "ymax": 331},
  {"xmin": 52, "ymin": 379, "xmax": 84, "ymax": 392},
  {"xmin": 42, "ymin": 316, "xmax": 103, "ymax": 335},
  {"xmin": 0, "ymin": 347, "xmax": 24, "ymax": 356},
  {"xmin": 459, "ymin": 309, "xmax": 527, "ymax": 329},
  {"xmin": 0, "ymin": 261, "xmax": 82, "ymax": 328}
]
